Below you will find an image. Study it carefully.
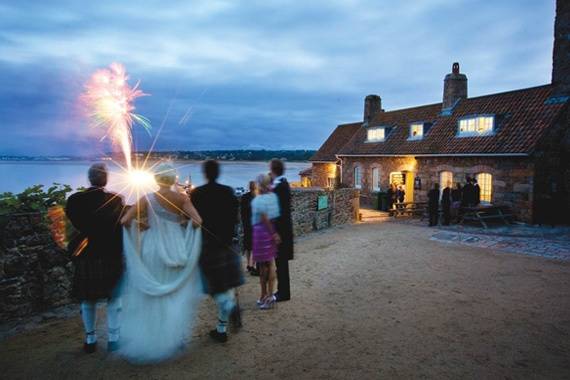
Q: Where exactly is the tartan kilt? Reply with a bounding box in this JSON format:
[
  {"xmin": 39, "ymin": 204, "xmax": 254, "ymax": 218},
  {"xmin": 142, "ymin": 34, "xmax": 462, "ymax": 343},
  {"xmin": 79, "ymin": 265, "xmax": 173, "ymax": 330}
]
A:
[
  {"xmin": 200, "ymin": 243, "xmax": 244, "ymax": 295},
  {"xmin": 71, "ymin": 251, "xmax": 124, "ymax": 301}
]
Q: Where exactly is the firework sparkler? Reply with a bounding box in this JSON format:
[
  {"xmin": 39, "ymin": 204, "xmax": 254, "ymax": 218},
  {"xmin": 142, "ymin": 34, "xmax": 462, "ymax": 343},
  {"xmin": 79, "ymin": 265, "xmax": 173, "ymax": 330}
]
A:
[{"xmin": 81, "ymin": 62, "xmax": 151, "ymax": 170}]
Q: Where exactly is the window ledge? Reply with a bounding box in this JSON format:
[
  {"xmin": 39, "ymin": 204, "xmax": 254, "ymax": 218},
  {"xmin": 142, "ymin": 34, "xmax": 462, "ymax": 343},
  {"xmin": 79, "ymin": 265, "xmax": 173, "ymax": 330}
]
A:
[{"xmin": 456, "ymin": 132, "xmax": 494, "ymax": 138}]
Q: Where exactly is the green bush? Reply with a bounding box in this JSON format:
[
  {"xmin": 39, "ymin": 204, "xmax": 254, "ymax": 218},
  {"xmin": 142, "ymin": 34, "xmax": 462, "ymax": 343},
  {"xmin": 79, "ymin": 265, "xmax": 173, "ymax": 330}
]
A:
[{"xmin": 0, "ymin": 183, "xmax": 74, "ymax": 215}]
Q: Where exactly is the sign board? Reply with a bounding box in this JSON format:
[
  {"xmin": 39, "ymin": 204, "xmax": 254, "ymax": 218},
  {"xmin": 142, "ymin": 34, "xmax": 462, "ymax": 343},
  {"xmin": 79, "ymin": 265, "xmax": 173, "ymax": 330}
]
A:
[{"xmin": 317, "ymin": 195, "xmax": 329, "ymax": 210}]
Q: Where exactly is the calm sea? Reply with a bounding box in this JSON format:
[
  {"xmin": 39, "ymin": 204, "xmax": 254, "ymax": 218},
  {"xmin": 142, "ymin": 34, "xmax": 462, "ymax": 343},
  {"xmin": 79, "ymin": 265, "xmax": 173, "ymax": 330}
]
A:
[{"xmin": 0, "ymin": 160, "xmax": 310, "ymax": 202}]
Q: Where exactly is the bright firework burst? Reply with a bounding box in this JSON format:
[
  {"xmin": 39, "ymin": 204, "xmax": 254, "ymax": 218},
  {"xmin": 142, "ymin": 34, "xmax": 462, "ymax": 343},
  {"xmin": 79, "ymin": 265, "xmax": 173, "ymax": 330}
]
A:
[{"xmin": 81, "ymin": 62, "xmax": 151, "ymax": 170}]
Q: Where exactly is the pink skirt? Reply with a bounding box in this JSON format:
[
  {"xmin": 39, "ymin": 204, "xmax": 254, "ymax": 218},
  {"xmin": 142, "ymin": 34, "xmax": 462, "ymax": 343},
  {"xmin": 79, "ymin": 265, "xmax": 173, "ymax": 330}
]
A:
[{"xmin": 252, "ymin": 223, "xmax": 277, "ymax": 263}]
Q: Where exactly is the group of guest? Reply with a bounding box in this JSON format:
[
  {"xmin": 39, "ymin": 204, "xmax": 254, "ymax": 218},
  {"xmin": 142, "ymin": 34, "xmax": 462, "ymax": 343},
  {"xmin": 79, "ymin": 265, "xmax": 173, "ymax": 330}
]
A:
[
  {"xmin": 386, "ymin": 183, "xmax": 406, "ymax": 209},
  {"xmin": 427, "ymin": 177, "xmax": 482, "ymax": 227},
  {"xmin": 240, "ymin": 159, "xmax": 294, "ymax": 309}
]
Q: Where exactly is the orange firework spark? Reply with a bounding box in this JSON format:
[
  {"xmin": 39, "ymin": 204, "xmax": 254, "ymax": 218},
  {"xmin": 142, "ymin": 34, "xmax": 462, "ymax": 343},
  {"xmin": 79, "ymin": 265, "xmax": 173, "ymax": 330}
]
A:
[{"xmin": 81, "ymin": 62, "xmax": 151, "ymax": 169}]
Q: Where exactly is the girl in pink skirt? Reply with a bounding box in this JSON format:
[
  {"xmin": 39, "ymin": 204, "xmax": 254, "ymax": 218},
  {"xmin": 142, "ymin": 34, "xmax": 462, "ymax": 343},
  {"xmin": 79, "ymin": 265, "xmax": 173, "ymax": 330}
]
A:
[{"xmin": 251, "ymin": 174, "xmax": 281, "ymax": 309}]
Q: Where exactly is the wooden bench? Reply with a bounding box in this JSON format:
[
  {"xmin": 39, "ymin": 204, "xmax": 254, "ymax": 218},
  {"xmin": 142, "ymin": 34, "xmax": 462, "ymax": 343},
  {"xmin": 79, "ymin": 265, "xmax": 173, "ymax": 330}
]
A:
[
  {"xmin": 390, "ymin": 202, "xmax": 428, "ymax": 217},
  {"xmin": 460, "ymin": 206, "xmax": 513, "ymax": 229}
]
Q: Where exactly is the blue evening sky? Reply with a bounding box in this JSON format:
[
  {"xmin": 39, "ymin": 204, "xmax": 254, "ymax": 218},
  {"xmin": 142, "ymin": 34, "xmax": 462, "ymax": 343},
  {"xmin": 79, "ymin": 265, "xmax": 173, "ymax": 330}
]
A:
[{"xmin": 0, "ymin": 0, "xmax": 556, "ymax": 155}]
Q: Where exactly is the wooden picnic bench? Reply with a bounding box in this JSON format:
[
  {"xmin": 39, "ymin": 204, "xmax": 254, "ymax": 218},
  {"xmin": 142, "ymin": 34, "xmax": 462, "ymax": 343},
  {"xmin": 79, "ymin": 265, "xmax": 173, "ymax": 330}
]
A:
[
  {"xmin": 459, "ymin": 205, "xmax": 513, "ymax": 229},
  {"xmin": 390, "ymin": 202, "xmax": 428, "ymax": 217}
]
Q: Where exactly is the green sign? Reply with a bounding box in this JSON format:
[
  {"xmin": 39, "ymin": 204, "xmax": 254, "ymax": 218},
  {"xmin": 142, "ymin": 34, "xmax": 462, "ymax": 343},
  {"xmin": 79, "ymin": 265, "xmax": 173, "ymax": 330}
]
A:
[{"xmin": 317, "ymin": 195, "xmax": 328, "ymax": 210}]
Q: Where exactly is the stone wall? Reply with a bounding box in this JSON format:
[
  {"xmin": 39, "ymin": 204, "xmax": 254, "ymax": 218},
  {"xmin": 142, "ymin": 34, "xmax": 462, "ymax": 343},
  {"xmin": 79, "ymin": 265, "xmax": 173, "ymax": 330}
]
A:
[
  {"xmin": 415, "ymin": 157, "xmax": 535, "ymax": 222},
  {"xmin": 338, "ymin": 155, "xmax": 536, "ymax": 222},
  {"xmin": 339, "ymin": 156, "xmax": 416, "ymax": 205},
  {"xmin": 310, "ymin": 163, "xmax": 339, "ymax": 188},
  {"xmin": 290, "ymin": 188, "xmax": 359, "ymax": 237},
  {"xmin": 0, "ymin": 212, "xmax": 73, "ymax": 323}
]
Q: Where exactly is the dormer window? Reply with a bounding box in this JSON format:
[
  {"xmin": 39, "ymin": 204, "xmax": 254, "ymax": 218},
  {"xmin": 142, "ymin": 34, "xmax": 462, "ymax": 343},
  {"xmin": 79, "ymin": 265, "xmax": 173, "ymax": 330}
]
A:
[
  {"xmin": 458, "ymin": 115, "xmax": 494, "ymax": 137},
  {"xmin": 366, "ymin": 127, "xmax": 386, "ymax": 142},
  {"xmin": 409, "ymin": 123, "xmax": 424, "ymax": 140}
]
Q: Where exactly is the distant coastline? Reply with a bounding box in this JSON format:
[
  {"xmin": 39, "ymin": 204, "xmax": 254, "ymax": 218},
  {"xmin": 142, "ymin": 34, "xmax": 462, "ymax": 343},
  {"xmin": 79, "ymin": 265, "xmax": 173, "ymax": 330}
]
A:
[{"xmin": 0, "ymin": 150, "xmax": 316, "ymax": 163}]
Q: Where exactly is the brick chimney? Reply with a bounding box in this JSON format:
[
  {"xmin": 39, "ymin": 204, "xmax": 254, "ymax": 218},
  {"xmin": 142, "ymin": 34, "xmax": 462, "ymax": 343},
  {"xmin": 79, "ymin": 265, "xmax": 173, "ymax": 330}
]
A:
[
  {"xmin": 442, "ymin": 62, "xmax": 468, "ymax": 111},
  {"xmin": 552, "ymin": 0, "xmax": 570, "ymax": 96},
  {"xmin": 363, "ymin": 94, "xmax": 382, "ymax": 124}
]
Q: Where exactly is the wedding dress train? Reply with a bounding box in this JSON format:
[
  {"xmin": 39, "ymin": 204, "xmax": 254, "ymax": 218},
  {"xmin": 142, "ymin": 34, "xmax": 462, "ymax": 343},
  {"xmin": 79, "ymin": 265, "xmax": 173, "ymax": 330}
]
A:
[{"xmin": 120, "ymin": 194, "xmax": 203, "ymax": 362}]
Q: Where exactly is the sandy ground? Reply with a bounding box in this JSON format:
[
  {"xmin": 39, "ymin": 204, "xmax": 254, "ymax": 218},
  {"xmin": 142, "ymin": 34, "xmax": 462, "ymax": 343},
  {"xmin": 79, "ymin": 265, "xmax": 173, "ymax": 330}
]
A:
[{"xmin": 1, "ymin": 221, "xmax": 570, "ymax": 379}]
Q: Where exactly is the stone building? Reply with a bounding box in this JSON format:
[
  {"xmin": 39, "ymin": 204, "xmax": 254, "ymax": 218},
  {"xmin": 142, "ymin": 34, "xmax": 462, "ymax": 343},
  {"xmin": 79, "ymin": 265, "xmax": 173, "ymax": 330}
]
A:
[{"xmin": 309, "ymin": 0, "xmax": 570, "ymax": 224}]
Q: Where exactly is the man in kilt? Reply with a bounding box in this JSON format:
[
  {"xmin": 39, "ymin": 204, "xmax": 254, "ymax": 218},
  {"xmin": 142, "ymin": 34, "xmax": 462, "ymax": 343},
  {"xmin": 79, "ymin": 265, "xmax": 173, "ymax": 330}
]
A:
[
  {"xmin": 192, "ymin": 160, "xmax": 244, "ymax": 343},
  {"xmin": 65, "ymin": 163, "xmax": 124, "ymax": 353}
]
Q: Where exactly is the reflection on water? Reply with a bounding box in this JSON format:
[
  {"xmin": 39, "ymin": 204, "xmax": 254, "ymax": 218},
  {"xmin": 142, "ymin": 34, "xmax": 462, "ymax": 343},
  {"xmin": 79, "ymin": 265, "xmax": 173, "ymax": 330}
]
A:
[{"xmin": 0, "ymin": 161, "xmax": 311, "ymax": 203}]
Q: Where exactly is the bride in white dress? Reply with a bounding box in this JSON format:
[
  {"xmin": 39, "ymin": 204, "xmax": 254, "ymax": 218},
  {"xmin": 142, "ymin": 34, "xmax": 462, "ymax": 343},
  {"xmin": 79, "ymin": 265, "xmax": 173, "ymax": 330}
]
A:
[{"xmin": 119, "ymin": 163, "xmax": 203, "ymax": 362}]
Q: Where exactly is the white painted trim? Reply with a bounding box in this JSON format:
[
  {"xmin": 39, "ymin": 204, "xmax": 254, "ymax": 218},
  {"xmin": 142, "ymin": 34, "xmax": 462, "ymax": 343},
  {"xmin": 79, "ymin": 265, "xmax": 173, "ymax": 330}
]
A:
[{"xmin": 336, "ymin": 153, "xmax": 529, "ymax": 158}]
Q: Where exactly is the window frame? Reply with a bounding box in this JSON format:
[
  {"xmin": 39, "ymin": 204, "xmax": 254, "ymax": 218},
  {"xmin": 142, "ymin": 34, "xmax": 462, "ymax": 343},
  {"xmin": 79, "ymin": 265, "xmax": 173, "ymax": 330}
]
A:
[
  {"xmin": 371, "ymin": 167, "xmax": 381, "ymax": 192},
  {"xmin": 476, "ymin": 172, "xmax": 493, "ymax": 204},
  {"xmin": 354, "ymin": 166, "xmax": 362, "ymax": 189},
  {"xmin": 366, "ymin": 126, "xmax": 387, "ymax": 142},
  {"xmin": 408, "ymin": 122, "xmax": 425, "ymax": 141},
  {"xmin": 457, "ymin": 114, "xmax": 495, "ymax": 137}
]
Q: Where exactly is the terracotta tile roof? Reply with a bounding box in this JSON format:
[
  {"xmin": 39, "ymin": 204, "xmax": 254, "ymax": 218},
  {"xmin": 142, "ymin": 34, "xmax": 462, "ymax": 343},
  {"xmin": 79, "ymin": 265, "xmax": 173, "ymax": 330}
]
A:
[
  {"xmin": 334, "ymin": 84, "xmax": 567, "ymax": 156},
  {"xmin": 310, "ymin": 122, "xmax": 361, "ymax": 161}
]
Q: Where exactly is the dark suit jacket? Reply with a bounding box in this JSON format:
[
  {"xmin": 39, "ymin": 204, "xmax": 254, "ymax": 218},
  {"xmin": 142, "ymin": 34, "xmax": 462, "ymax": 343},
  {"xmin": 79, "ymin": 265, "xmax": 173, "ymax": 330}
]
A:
[
  {"xmin": 240, "ymin": 191, "xmax": 254, "ymax": 250},
  {"xmin": 192, "ymin": 182, "xmax": 242, "ymax": 294},
  {"xmin": 441, "ymin": 187, "xmax": 452, "ymax": 207},
  {"xmin": 273, "ymin": 178, "xmax": 294, "ymax": 261},
  {"xmin": 65, "ymin": 187, "xmax": 125, "ymax": 300},
  {"xmin": 428, "ymin": 189, "xmax": 440, "ymax": 210},
  {"xmin": 65, "ymin": 187, "xmax": 124, "ymax": 262}
]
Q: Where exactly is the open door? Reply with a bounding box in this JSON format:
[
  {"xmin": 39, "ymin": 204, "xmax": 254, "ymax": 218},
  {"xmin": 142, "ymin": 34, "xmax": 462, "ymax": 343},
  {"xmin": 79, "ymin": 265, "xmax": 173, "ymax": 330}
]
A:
[{"xmin": 405, "ymin": 171, "xmax": 414, "ymax": 202}]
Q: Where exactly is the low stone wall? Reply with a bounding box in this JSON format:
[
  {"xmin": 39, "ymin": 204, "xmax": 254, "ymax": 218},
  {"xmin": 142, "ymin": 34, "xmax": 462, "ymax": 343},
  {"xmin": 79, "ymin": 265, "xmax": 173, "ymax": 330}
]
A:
[
  {"xmin": 0, "ymin": 213, "xmax": 73, "ymax": 323},
  {"xmin": 291, "ymin": 188, "xmax": 360, "ymax": 237}
]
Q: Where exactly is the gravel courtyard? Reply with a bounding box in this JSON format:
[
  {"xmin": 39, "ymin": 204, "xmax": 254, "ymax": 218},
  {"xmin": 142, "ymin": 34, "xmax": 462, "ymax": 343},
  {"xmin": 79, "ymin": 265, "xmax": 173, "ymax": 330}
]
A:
[{"xmin": 1, "ymin": 220, "xmax": 569, "ymax": 379}]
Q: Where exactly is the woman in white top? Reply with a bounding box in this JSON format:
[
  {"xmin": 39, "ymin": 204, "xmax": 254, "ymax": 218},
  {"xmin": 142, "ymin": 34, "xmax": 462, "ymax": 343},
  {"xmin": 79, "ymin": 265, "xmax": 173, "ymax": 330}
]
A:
[{"xmin": 250, "ymin": 174, "xmax": 280, "ymax": 309}]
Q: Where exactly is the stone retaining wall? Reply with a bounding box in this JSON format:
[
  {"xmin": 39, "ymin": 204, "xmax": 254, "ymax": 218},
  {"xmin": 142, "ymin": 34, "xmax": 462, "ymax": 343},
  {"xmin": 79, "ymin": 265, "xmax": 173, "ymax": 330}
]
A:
[
  {"xmin": 0, "ymin": 213, "xmax": 73, "ymax": 323},
  {"xmin": 290, "ymin": 188, "xmax": 360, "ymax": 237}
]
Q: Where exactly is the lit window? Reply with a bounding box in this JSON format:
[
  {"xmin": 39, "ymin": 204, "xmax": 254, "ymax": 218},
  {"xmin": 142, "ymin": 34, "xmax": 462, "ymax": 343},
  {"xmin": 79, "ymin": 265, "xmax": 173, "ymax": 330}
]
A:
[
  {"xmin": 354, "ymin": 166, "xmax": 362, "ymax": 189},
  {"xmin": 367, "ymin": 127, "xmax": 386, "ymax": 142},
  {"xmin": 476, "ymin": 173, "xmax": 492, "ymax": 203},
  {"xmin": 409, "ymin": 123, "xmax": 424, "ymax": 140},
  {"xmin": 372, "ymin": 168, "xmax": 381, "ymax": 191},
  {"xmin": 439, "ymin": 171, "xmax": 453, "ymax": 197},
  {"xmin": 458, "ymin": 116, "xmax": 494, "ymax": 136}
]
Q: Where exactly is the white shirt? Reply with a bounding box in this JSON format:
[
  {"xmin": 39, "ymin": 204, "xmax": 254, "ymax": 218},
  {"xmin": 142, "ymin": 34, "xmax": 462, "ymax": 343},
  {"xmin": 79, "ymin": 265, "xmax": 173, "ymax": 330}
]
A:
[{"xmin": 272, "ymin": 175, "xmax": 287, "ymax": 189}]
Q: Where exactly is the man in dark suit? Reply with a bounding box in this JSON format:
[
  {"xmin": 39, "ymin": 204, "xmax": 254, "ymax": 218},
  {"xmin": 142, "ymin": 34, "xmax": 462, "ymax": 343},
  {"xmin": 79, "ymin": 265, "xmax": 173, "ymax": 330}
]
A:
[
  {"xmin": 65, "ymin": 163, "xmax": 124, "ymax": 353},
  {"xmin": 427, "ymin": 182, "xmax": 440, "ymax": 227},
  {"xmin": 441, "ymin": 182, "xmax": 452, "ymax": 225},
  {"xmin": 473, "ymin": 178, "xmax": 481, "ymax": 206},
  {"xmin": 192, "ymin": 160, "xmax": 243, "ymax": 343},
  {"xmin": 270, "ymin": 159, "xmax": 294, "ymax": 302}
]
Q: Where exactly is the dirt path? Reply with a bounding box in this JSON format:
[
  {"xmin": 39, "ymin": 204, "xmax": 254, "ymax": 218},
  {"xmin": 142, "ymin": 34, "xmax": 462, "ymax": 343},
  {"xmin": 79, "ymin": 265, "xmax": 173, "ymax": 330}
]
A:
[{"xmin": 1, "ymin": 221, "xmax": 570, "ymax": 379}]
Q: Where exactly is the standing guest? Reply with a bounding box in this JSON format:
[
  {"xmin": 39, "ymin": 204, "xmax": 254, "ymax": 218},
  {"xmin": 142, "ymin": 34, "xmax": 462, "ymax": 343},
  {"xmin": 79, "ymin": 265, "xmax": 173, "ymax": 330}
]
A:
[
  {"xmin": 473, "ymin": 178, "xmax": 481, "ymax": 206},
  {"xmin": 396, "ymin": 185, "xmax": 406, "ymax": 203},
  {"xmin": 462, "ymin": 177, "xmax": 474, "ymax": 207},
  {"xmin": 192, "ymin": 160, "xmax": 244, "ymax": 343},
  {"xmin": 65, "ymin": 163, "xmax": 124, "ymax": 354},
  {"xmin": 269, "ymin": 159, "xmax": 294, "ymax": 302},
  {"xmin": 251, "ymin": 174, "xmax": 281, "ymax": 309},
  {"xmin": 441, "ymin": 182, "xmax": 452, "ymax": 226},
  {"xmin": 387, "ymin": 183, "xmax": 396, "ymax": 210},
  {"xmin": 240, "ymin": 181, "xmax": 258, "ymax": 276},
  {"xmin": 451, "ymin": 183, "xmax": 463, "ymax": 222},
  {"xmin": 427, "ymin": 182, "xmax": 440, "ymax": 227}
]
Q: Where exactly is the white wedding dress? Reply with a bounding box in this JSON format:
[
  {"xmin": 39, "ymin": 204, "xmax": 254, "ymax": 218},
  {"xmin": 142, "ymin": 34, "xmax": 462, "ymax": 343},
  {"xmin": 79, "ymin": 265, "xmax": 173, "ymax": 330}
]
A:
[{"xmin": 120, "ymin": 194, "xmax": 203, "ymax": 362}]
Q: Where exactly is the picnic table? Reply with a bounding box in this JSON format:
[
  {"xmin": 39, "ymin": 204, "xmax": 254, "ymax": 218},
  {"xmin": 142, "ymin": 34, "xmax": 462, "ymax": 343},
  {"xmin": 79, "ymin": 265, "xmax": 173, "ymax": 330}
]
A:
[
  {"xmin": 390, "ymin": 202, "xmax": 428, "ymax": 217},
  {"xmin": 459, "ymin": 205, "xmax": 513, "ymax": 229}
]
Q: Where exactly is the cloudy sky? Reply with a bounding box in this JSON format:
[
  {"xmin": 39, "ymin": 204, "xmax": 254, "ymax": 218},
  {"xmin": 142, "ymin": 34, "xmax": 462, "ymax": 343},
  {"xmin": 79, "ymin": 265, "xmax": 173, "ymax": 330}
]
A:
[{"xmin": 0, "ymin": 0, "xmax": 557, "ymax": 155}]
